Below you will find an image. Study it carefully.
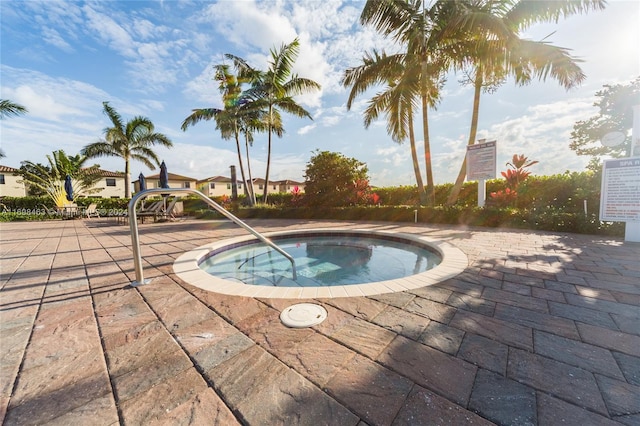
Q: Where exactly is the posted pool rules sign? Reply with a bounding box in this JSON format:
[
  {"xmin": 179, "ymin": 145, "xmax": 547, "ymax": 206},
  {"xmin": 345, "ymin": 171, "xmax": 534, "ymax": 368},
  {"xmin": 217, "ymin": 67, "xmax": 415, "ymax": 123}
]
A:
[
  {"xmin": 600, "ymin": 158, "xmax": 640, "ymax": 222},
  {"xmin": 467, "ymin": 140, "xmax": 496, "ymax": 181}
]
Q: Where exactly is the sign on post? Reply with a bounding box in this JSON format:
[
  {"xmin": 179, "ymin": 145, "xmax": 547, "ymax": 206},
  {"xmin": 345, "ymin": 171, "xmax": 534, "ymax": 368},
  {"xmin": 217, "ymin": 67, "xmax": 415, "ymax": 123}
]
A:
[
  {"xmin": 599, "ymin": 158, "xmax": 640, "ymax": 222},
  {"xmin": 467, "ymin": 140, "xmax": 496, "ymax": 207},
  {"xmin": 467, "ymin": 140, "xmax": 497, "ymax": 181}
]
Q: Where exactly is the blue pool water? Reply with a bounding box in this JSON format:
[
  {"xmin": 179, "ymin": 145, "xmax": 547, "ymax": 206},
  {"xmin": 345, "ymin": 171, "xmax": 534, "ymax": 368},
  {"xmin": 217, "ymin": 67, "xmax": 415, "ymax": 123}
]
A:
[{"xmin": 199, "ymin": 234, "xmax": 441, "ymax": 287}]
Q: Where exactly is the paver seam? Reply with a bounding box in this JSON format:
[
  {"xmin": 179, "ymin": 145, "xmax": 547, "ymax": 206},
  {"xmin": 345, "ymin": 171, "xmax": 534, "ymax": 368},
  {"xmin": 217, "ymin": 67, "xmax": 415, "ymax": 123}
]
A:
[
  {"xmin": 303, "ymin": 297, "xmax": 484, "ymax": 412},
  {"xmin": 132, "ymin": 264, "xmax": 331, "ymax": 424},
  {"xmin": 594, "ymin": 373, "xmax": 640, "ymax": 419},
  {"xmin": 82, "ymin": 228, "xmax": 128, "ymax": 426},
  {"xmin": 175, "ymin": 289, "xmax": 364, "ymax": 423},
  {"xmin": 90, "ymin": 236, "xmax": 233, "ymax": 423},
  {"xmin": 507, "ymin": 345, "xmax": 617, "ymax": 420},
  {"xmin": 173, "ymin": 274, "xmax": 445, "ymax": 424},
  {"xmin": 2, "ymin": 226, "xmax": 60, "ymax": 424},
  {"xmin": 535, "ymin": 391, "xmax": 623, "ymax": 425},
  {"xmin": 576, "ymin": 327, "xmax": 633, "ymax": 384},
  {"xmin": 0, "ymin": 252, "xmax": 30, "ymax": 292}
]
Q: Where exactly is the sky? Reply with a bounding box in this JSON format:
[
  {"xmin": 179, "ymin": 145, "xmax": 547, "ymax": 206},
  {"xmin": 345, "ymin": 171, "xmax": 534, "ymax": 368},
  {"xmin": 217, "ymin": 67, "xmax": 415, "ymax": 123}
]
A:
[{"xmin": 1, "ymin": 0, "xmax": 639, "ymax": 189}]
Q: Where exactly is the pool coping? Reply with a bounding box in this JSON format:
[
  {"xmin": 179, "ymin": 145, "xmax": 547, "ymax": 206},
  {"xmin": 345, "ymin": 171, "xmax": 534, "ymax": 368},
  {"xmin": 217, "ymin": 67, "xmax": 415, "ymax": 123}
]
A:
[{"xmin": 173, "ymin": 228, "xmax": 468, "ymax": 299}]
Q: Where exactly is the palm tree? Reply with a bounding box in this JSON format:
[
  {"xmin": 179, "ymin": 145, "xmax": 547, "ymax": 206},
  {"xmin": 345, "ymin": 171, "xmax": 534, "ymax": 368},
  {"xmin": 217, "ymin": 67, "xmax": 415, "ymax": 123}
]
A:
[
  {"xmin": 20, "ymin": 150, "xmax": 101, "ymax": 207},
  {"xmin": 228, "ymin": 38, "xmax": 321, "ymax": 202},
  {"xmin": 182, "ymin": 64, "xmax": 264, "ymax": 204},
  {"xmin": 81, "ymin": 102, "xmax": 173, "ymax": 198},
  {"xmin": 358, "ymin": 0, "xmax": 472, "ymax": 206},
  {"xmin": 445, "ymin": 0, "xmax": 606, "ymax": 205},
  {"xmin": 0, "ymin": 99, "xmax": 28, "ymax": 158},
  {"xmin": 343, "ymin": 49, "xmax": 435, "ymax": 205}
]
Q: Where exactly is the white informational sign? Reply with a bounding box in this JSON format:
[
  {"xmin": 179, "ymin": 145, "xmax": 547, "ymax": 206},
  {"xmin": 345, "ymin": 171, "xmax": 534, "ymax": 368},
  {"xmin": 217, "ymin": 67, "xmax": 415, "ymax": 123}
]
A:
[
  {"xmin": 467, "ymin": 140, "xmax": 496, "ymax": 181},
  {"xmin": 599, "ymin": 158, "xmax": 640, "ymax": 222},
  {"xmin": 633, "ymin": 105, "xmax": 640, "ymax": 157}
]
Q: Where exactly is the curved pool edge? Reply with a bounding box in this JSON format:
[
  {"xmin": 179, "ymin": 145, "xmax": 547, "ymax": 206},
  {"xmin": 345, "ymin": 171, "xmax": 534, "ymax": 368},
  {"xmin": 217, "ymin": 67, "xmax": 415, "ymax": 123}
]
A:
[{"xmin": 173, "ymin": 228, "xmax": 468, "ymax": 299}]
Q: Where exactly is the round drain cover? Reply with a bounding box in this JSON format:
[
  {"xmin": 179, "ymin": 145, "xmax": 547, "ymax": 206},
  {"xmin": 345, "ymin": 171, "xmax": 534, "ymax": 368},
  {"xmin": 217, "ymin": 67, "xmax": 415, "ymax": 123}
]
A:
[{"xmin": 280, "ymin": 303, "xmax": 327, "ymax": 328}]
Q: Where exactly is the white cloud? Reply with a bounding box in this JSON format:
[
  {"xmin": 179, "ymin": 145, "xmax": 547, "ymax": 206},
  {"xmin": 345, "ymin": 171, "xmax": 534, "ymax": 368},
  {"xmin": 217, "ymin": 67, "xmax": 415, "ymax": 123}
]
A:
[
  {"xmin": 132, "ymin": 19, "xmax": 159, "ymax": 40},
  {"xmin": 485, "ymin": 98, "xmax": 595, "ymax": 177},
  {"xmin": 183, "ymin": 62, "xmax": 222, "ymax": 105},
  {"xmin": 320, "ymin": 115, "xmax": 342, "ymax": 127},
  {"xmin": 201, "ymin": 1, "xmax": 297, "ymax": 51},
  {"xmin": 1, "ymin": 66, "xmax": 109, "ymax": 122},
  {"xmin": 376, "ymin": 145, "xmax": 407, "ymax": 167},
  {"xmin": 298, "ymin": 124, "xmax": 316, "ymax": 135},
  {"xmin": 82, "ymin": 5, "xmax": 136, "ymax": 57},
  {"xmin": 41, "ymin": 26, "xmax": 74, "ymax": 52}
]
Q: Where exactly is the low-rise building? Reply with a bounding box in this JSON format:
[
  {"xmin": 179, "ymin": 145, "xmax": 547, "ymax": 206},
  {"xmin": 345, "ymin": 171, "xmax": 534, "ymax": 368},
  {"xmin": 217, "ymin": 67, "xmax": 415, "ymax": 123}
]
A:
[
  {"xmin": 276, "ymin": 179, "xmax": 305, "ymax": 193},
  {"xmin": 0, "ymin": 167, "xmax": 126, "ymax": 199},
  {"xmin": 2, "ymin": 164, "xmax": 305, "ymax": 201},
  {"xmin": 251, "ymin": 178, "xmax": 279, "ymax": 196},
  {"xmin": 88, "ymin": 169, "xmax": 127, "ymax": 198},
  {"xmin": 133, "ymin": 172, "xmax": 198, "ymax": 194},
  {"xmin": 197, "ymin": 176, "xmax": 244, "ymax": 197},
  {"xmin": 196, "ymin": 177, "xmax": 306, "ymax": 198},
  {"xmin": 0, "ymin": 165, "xmax": 26, "ymax": 197}
]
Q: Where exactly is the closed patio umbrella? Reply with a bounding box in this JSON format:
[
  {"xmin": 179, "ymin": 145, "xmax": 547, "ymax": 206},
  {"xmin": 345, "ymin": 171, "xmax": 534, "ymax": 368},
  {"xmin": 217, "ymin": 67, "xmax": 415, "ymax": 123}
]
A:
[
  {"xmin": 138, "ymin": 173, "xmax": 147, "ymax": 191},
  {"xmin": 64, "ymin": 175, "xmax": 73, "ymax": 201},
  {"xmin": 138, "ymin": 172, "xmax": 147, "ymax": 209},
  {"xmin": 159, "ymin": 161, "xmax": 170, "ymax": 211},
  {"xmin": 159, "ymin": 161, "xmax": 169, "ymax": 189}
]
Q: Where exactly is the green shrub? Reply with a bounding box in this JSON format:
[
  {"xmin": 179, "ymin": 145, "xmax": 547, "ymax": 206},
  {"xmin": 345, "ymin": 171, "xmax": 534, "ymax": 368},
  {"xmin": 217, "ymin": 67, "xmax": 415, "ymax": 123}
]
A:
[
  {"xmin": 0, "ymin": 196, "xmax": 54, "ymax": 211},
  {"xmin": 0, "ymin": 211, "xmax": 58, "ymax": 222},
  {"xmin": 232, "ymin": 204, "xmax": 623, "ymax": 237}
]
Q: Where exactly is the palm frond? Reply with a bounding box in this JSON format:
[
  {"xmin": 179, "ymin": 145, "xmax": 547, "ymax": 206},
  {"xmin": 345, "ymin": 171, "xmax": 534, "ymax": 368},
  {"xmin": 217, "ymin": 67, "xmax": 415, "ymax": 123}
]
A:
[
  {"xmin": 101, "ymin": 101, "xmax": 125, "ymax": 132},
  {"xmin": 0, "ymin": 99, "xmax": 28, "ymax": 119},
  {"xmin": 273, "ymin": 97, "xmax": 313, "ymax": 120},
  {"xmin": 181, "ymin": 108, "xmax": 222, "ymax": 130},
  {"xmin": 506, "ymin": 0, "xmax": 606, "ymax": 31},
  {"xmin": 508, "ymin": 39, "xmax": 585, "ymax": 89}
]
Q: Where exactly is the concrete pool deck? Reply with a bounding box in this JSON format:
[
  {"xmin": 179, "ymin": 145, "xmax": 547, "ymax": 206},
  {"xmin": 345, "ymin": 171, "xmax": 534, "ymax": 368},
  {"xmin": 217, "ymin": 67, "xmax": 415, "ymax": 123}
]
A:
[{"xmin": 1, "ymin": 218, "xmax": 639, "ymax": 425}]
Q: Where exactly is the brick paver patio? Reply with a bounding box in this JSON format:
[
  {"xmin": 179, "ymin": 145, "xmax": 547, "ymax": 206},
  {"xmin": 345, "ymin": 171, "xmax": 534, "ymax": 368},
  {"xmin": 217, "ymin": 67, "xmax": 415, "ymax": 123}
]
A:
[{"xmin": 1, "ymin": 218, "xmax": 638, "ymax": 425}]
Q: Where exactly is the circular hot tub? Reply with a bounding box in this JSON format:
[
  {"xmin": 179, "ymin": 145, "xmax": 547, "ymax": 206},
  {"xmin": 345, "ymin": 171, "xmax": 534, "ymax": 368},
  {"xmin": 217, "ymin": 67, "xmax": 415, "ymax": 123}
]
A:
[{"xmin": 173, "ymin": 229, "xmax": 467, "ymax": 299}]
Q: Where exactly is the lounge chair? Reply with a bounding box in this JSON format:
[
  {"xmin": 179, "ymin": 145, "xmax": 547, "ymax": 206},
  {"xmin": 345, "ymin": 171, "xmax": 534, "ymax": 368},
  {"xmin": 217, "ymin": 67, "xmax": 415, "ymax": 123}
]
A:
[
  {"xmin": 61, "ymin": 203, "xmax": 78, "ymax": 219},
  {"xmin": 155, "ymin": 197, "xmax": 183, "ymax": 222},
  {"xmin": 84, "ymin": 203, "xmax": 100, "ymax": 218},
  {"xmin": 137, "ymin": 201, "xmax": 164, "ymax": 223}
]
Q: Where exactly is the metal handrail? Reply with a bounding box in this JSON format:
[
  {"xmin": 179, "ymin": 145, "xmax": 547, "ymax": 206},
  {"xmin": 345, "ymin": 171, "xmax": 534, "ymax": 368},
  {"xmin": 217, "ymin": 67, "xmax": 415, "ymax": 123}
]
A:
[{"xmin": 128, "ymin": 188, "xmax": 296, "ymax": 286}]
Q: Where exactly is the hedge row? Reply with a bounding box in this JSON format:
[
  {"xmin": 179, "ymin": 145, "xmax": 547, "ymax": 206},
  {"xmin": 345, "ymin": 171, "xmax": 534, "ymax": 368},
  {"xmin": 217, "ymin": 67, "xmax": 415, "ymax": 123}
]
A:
[
  {"xmin": 1, "ymin": 171, "xmax": 622, "ymax": 236},
  {"xmin": 228, "ymin": 205, "xmax": 623, "ymax": 236}
]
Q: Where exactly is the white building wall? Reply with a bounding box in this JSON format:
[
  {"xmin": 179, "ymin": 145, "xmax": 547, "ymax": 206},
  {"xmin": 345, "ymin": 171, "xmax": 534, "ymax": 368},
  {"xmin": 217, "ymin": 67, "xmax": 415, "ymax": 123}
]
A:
[
  {"xmin": 0, "ymin": 173, "xmax": 26, "ymax": 197},
  {"xmin": 199, "ymin": 181, "xmax": 244, "ymax": 197},
  {"xmin": 88, "ymin": 177, "xmax": 126, "ymax": 198}
]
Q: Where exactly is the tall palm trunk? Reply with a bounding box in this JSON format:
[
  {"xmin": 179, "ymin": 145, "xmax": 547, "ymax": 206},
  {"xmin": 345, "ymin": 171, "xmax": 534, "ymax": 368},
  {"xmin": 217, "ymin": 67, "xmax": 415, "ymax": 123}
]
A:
[
  {"xmin": 447, "ymin": 68, "xmax": 483, "ymax": 205},
  {"xmin": 233, "ymin": 124, "xmax": 250, "ymax": 199},
  {"xmin": 421, "ymin": 93, "xmax": 435, "ymax": 206},
  {"xmin": 124, "ymin": 157, "xmax": 131, "ymax": 198},
  {"xmin": 408, "ymin": 107, "xmax": 427, "ymax": 205},
  {"xmin": 245, "ymin": 133, "xmax": 256, "ymax": 205},
  {"xmin": 419, "ymin": 44, "xmax": 435, "ymax": 206},
  {"xmin": 263, "ymin": 104, "xmax": 273, "ymax": 203}
]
